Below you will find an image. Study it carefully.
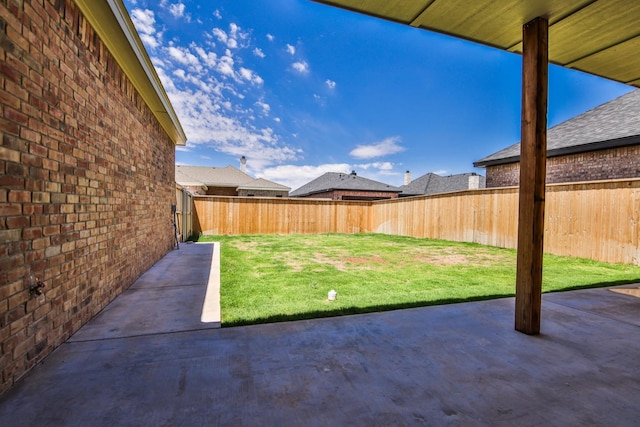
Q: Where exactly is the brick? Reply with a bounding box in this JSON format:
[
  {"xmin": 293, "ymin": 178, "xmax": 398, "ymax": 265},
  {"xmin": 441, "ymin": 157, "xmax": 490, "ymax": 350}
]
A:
[
  {"xmin": 0, "ymin": 146, "xmax": 21, "ymax": 163},
  {"xmin": 31, "ymin": 237, "xmax": 50, "ymax": 251},
  {"xmin": 29, "ymin": 143, "xmax": 48, "ymax": 157},
  {"xmin": 4, "ymin": 106, "xmax": 29, "ymax": 126},
  {"xmin": 0, "ymin": 229, "xmax": 22, "ymax": 243},
  {"xmin": 8, "ymin": 190, "xmax": 31, "ymax": 203},
  {"xmin": 0, "ymin": 204, "xmax": 22, "ymax": 215},
  {"xmin": 50, "ymin": 193, "xmax": 66, "ymax": 203},
  {"xmin": 6, "ymin": 216, "xmax": 30, "ymax": 229},
  {"xmin": 19, "ymin": 229, "xmax": 40, "ymax": 245},
  {"xmin": 32, "ymin": 192, "xmax": 50, "ymax": 203},
  {"xmin": 42, "ymin": 225, "xmax": 60, "ymax": 236}
]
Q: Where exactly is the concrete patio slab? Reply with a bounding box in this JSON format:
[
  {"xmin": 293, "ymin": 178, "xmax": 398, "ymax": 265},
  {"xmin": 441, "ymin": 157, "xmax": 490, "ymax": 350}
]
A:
[
  {"xmin": 0, "ymin": 243, "xmax": 638, "ymax": 426},
  {"xmin": 69, "ymin": 242, "xmax": 221, "ymax": 342}
]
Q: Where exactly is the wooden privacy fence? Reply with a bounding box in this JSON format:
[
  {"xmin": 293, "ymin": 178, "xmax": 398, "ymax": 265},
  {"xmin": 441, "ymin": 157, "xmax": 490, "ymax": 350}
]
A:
[
  {"xmin": 193, "ymin": 197, "xmax": 370, "ymax": 235},
  {"xmin": 175, "ymin": 185, "xmax": 193, "ymax": 242},
  {"xmin": 193, "ymin": 178, "xmax": 640, "ymax": 265}
]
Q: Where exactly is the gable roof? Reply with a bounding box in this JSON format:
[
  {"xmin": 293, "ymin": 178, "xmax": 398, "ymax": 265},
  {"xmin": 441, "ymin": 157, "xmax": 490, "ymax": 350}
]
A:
[
  {"xmin": 475, "ymin": 89, "xmax": 640, "ymax": 167},
  {"xmin": 237, "ymin": 178, "xmax": 290, "ymax": 192},
  {"xmin": 400, "ymin": 172, "xmax": 485, "ymax": 196},
  {"xmin": 290, "ymin": 172, "xmax": 401, "ymax": 197},
  {"xmin": 175, "ymin": 165, "xmax": 289, "ymax": 191},
  {"xmin": 175, "ymin": 165, "xmax": 255, "ymax": 187}
]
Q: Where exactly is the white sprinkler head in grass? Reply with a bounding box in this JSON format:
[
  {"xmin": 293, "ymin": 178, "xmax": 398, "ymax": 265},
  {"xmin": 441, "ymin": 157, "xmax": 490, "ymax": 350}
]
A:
[{"xmin": 328, "ymin": 290, "xmax": 337, "ymax": 301}]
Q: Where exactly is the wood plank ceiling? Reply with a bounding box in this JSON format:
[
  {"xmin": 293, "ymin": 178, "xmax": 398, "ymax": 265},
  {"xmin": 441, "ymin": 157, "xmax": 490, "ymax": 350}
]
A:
[{"xmin": 312, "ymin": 0, "xmax": 640, "ymax": 88}]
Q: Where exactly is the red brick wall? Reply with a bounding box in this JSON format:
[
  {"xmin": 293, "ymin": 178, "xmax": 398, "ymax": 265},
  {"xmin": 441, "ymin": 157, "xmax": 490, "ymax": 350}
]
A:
[
  {"xmin": 1, "ymin": 0, "xmax": 175, "ymax": 394},
  {"xmin": 485, "ymin": 145, "xmax": 640, "ymax": 187}
]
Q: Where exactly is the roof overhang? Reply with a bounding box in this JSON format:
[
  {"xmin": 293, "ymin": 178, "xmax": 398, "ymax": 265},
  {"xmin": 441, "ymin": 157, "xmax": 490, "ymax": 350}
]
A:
[
  {"xmin": 474, "ymin": 134, "xmax": 640, "ymax": 168},
  {"xmin": 75, "ymin": 0, "xmax": 187, "ymax": 145},
  {"xmin": 312, "ymin": 0, "xmax": 640, "ymax": 88}
]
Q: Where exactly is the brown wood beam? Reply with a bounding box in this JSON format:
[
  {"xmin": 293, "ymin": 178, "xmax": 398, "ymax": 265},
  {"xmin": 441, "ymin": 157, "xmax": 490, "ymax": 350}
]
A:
[{"xmin": 515, "ymin": 17, "xmax": 548, "ymax": 335}]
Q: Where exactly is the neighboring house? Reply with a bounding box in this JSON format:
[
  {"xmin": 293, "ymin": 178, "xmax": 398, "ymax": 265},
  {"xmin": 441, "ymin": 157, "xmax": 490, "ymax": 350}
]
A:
[
  {"xmin": 400, "ymin": 171, "xmax": 485, "ymax": 197},
  {"xmin": 291, "ymin": 171, "xmax": 401, "ymax": 201},
  {"xmin": 176, "ymin": 165, "xmax": 290, "ymax": 197},
  {"xmin": 474, "ymin": 89, "xmax": 640, "ymax": 187}
]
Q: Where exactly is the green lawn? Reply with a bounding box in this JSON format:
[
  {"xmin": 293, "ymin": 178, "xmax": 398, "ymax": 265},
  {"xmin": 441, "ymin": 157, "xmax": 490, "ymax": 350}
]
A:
[{"xmin": 198, "ymin": 233, "xmax": 640, "ymax": 327}]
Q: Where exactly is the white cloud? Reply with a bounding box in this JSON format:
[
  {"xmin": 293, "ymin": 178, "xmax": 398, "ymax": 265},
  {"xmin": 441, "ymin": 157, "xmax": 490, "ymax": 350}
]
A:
[
  {"xmin": 260, "ymin": 164, "xmax": 351, "ymax": 191},
  {"xmin": 169, "ymin": 3, "xmax": 185, "ymax": 18},
  {"xmin": 267, "ymin": 34, "xmax": 275, "ymax": 42},
  {"xmin": 212, "ymin": 24, "xmax": 249, "ymax": 50},
  {"xmin": 194, "ymin": 46, "xmax": 217, "ymax": 67},
  {"xmin": 213, "ymin": 10, "xmax": 222, "ymax": 19},
  {"xmin": 356, "ymin": 162, "xmax": 395, "ymax": 171},
  {"xmin": 167, "ymin": 46, "xmax": 201, "ymax": 71},
  {"xmin": 274, "ymin": 117, "xmax": 281, "ymax": 123},
  {"xmin": 135, "ymin": 8, "xmax": 298, "ymax": 172},
  {"xmin": 292, "ymin": 61, "xmax": 309, "ymax": 73},
  {"xmin": 130, "ymin": 9, "xmax": 160, "ymax": 49},
  {"xmin": 325, "ymin": 79, "xmax": 336, "ymax": 89},
  {"xmin": 140, "ymin": 33, "xmax": 160, "ymax": 49},
  {"xmin": 253, "ymin": 48, "xmax": 265, "ymax": 58},
  {"xmin": 286, "ymin": 44, "xmax": 296, "ymax": 55},
  {"xmin": 349, "ymin": 136, "xmax": 405, "ymax": 159},
  {"xmin": 217, "ymin": 53, "xmax": 235, "ymax": 77},
  {"xmin": 212, "ymin": 28, "xmax": 228, "ymax": 44},
  {"xmin": 255, "ymin": 101, "xmax": 270, "ymax": 115},
  {"xmin": 240, "ymin": 67, "xmax": 264, "ymax": 85}
]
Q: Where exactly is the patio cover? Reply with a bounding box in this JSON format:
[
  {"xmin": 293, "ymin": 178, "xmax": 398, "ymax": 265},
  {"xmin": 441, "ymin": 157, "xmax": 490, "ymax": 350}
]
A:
[
  {"xmin": 312, "ymin": 0, "xmax": 640, "ymax": 335},
  {"xmin": 311, "ymin": 0, "xmax": 640, "ymax": 88}
]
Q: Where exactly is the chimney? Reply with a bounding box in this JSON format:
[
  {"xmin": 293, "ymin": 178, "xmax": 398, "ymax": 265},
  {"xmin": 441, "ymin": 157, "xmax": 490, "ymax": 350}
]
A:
[
  {"xmin": 350, "ymin": 170, "xmax": 356, "ymax": 176},
  {"xmin": 468, "ymin": 173, "xmax": 480, "ymax": 190},
  {"xmin": 240, "ymin": 156, "xmax": 247, "ymax": 173},
  {"xmin": 404, "ymin": 170, "xmax": 411, "ymax": 186}
]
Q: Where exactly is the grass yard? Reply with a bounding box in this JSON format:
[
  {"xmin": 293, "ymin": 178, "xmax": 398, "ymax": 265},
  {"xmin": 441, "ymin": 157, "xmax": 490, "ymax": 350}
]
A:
[{"xmin": 197, "ymin": 233, "xmax": 640, "ymax": 327}]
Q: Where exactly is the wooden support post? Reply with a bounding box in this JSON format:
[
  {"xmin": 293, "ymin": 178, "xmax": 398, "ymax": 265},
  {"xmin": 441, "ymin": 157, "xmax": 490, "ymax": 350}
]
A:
[{"xmin": 515, "ymin": 17, "xmax": 548, "ymax": 335}]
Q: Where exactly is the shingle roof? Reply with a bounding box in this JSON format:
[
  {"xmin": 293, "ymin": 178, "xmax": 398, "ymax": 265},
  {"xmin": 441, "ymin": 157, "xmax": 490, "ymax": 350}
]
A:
[
  {"xmin": 400, "ymin": 172, "xmax": 485, "ymax": 196},
  {"xmin": 237, "ymin": 178, "xmax": 290, "ymax": 191},
  {"xmin": 175, "ymin": 165, "xmax": 254, "ymax": 187},
  {"xmin": 290, "ymin": 172, "xmax": 401, "ymax": 197},
  {"xmin": 175, "ymin": 165, "xmax": 288, "ymax": 191},
  {"xmin": 474, "ymin": 89, "xmax": 640, "ymax": 167}
]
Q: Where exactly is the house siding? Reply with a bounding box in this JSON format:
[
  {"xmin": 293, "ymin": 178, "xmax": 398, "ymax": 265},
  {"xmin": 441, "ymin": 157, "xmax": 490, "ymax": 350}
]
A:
[
  {"xmin": 486, "ymin": 145, "xmax": 640, "ymax": 187},
  {"xmin": 0, "ymin": 0, "xmax": 175, "ymax": 394}
]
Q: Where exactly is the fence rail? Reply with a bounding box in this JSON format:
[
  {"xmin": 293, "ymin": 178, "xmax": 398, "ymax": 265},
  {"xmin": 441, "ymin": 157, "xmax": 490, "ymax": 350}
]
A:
[{"xmin": 193, "ymin": 179, "xmax": 640, "ymax": 265}]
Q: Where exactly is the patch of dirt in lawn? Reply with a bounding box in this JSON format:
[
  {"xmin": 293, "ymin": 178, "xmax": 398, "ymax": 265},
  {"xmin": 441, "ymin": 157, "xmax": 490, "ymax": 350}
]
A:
[
  {"xmin": 279, "ymin": 251, "xmax": 350, "ymax": 272},
  {"xmin": 409, "ymin": 246, "xmax": 511, "ymax": 267},
  {"xmin": 272, "ymin": 244, "xmax": 512, "ymax": 272},
  {"xmin": 345, "ymin": 256, "xmax": 387, "ymax": 268},
  {"xmin": 285, "ymin": 258, "xmax": 305, "ymax": 272},
  {"xmin": 314, "ymin": 252, "xmax": 348, "ymax": 271},
  {"xmin": 231, "ymin": 241, "xmax": 259, "ymax": 251}
]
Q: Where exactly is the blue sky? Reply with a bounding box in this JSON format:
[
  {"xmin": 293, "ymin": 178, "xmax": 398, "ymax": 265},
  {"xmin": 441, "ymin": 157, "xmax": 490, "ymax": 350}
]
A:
[{"xmin": 124, "ymin": 0, "xmax": 633, "ymax": 190}]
